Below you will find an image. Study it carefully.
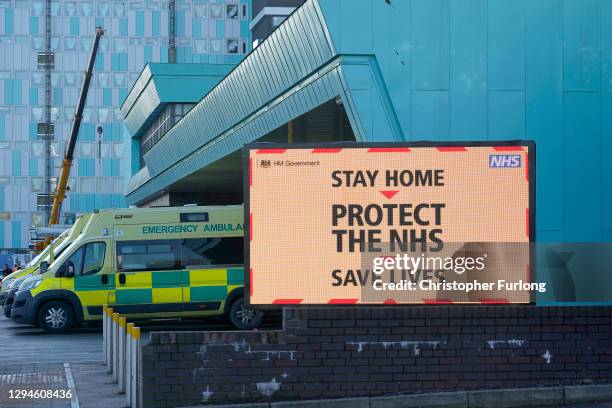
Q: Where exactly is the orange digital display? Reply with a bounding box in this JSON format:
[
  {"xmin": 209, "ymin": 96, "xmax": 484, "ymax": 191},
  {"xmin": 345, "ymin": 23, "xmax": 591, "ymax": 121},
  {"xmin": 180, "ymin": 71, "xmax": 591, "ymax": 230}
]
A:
[{"xmin": 245, "ymin": 142, "xmax": 534, "ymax": 306}]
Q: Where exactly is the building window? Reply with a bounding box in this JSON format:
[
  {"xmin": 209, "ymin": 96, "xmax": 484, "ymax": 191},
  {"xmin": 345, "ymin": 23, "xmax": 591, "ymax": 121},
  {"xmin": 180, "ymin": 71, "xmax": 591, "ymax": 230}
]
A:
[
  {"xmin": 65, "ymin": 1, "xmax": 77, "ymax": 16},
  {"xmin": 227, "ymin": 39, "xmax": 239, "ymax": 54},
  {"xmin": 210, "ymin": 3, "xmax": 222, "ymax": 18},
  {"xmin": 210, "ymin": 39, "xmax": 222, "ymax": 54},
  {"xmin": 194, "ymin": 4, "xmax": 207, "ymax": 18},
  {"xmin": 226, "ymin": 4, "xmax": 238, "ymax": 19}
]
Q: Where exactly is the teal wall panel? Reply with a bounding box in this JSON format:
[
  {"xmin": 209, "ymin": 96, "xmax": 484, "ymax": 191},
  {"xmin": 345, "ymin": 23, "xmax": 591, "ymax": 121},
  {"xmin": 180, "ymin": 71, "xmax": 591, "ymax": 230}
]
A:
[
  {"xmin": 603, "ymin": 92, "xmax": 612, "ymax": 232},
  {"xmin": 12, "ymin": 150, "xmax": 21, "ymax": 176},
  {"xmin": 78, "ymin": 158, "xmax": 95, "ymax": 176},
  {"xmin": 412, "ymin": 91, "xmax": 450, "ymax": 140},
  {"xmin": 4, "ymin": 8, "xmax": 13, "ymax": 34},
  {"xmin": 449, "ymin": 0, "xmax": 487, "ymax": 140},
  {"xmin": 70, "ymin": 17, "xmax": 79, "ymax": 35},
  {"xmin": 136, "ymin": 11, "xmax": 144, "ymax": 36},
  {"xmin": 30, "ymin": 17, "xmax": 38, "ymax": 35},
  {"xmin": 563, "ymin": 92, "xmax": 601, "ymax": 241},
  {"xmin": 525, "ymin": 0, "xmax": 563, "ymax": 232},
  {"xmin": 411, "ymin": 0, "xmax": 449, "ymax": 91},
  {"xmin": 11, "ymin": 221, "xmax": 20, "ymax": 248},
  {"xmin": 488, "ymin": 0, "xmax": 525, "ymax": 90},
  {"xmin": 152, "ymin": 11, "xmax": 161, "ymax": 36},
  {"xmin": 29, "ymin": 159, "xmax": 38, "ymax": 176},
  {"xmin": 563, "ymin": 0, "xmax": 600, "ymax": 92},
  {"xmin": 119, "ymin": 18, "xmax": 128, "ymax": 36},
  {"xmin": 488, "ymin": 91, "xmax": 525, "ymax": 139}
]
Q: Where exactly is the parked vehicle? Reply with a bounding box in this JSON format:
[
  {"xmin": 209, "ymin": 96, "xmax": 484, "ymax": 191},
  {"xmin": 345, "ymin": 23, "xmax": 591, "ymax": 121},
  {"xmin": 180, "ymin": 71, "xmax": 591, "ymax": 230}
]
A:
[
  {"xmin": 11, "ymin": 205, "xmax": 260, "ymax": 333},
  {"xmin": 0, "ymin": 213, "xmax": 91, "ymax": 307}
]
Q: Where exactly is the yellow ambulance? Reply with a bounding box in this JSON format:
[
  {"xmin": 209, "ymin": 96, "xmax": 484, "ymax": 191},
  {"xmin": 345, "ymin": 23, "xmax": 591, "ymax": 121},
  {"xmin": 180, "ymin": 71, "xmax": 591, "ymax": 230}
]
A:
[
  {"xmin": 11, "ymin": 205, "xmax": 260, "ymax": 332},
  {"xmin": 0, "ymin": 213, "xmax": 92, "ymax": 305}
]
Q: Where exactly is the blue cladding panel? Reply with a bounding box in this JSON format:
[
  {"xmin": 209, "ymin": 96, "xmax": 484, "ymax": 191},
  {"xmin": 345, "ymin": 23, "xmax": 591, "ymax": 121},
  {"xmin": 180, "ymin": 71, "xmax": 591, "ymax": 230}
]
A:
[
  {"xmin": 192, "ymin": 20, "xmax": 201, "ymax": 37},
  {"xmin": 12, "ymin": 150, "xmax": 21, "ymax": 176},
  {"xmin": 29, "ymin": 159, "xmax": 38, "ymax": 176},
  {"xmin": 603, "ymin": 92, "xmax": 612, "ymax": 232},
  {"xmin": 563, "ymin": 92, "xmax": 601, "ymax": 241},
  {"xmin": 136, "ymin": 12, "xmax": 144, "ymax": 36},
  {"xmin": 119, "ymin": 18, "xmax": 128, "ymax": 36},
  {"xmin": 177, "ymin": 11, "xmax": 185, "ymax": 37},
  {"xmin": 78, "ymin": 159, "xmax": 95, "ymax": 176},
  {"xmin": 449, "ymin": 0, "xmax": 487, "ymax": 139},
  {"xmin": 70, "ymin": 17, "xmax": 79, "ymax": 35},
  {"xmin": 488, "ymin": 91, "xmax": 525, "ymax": 139},
  {"xmin": 4, "ymin": 8, "xmax": 13, "ymax": 34},
  {"xmin": 11, "ymin": 221, "xmax": 20, "ymax": 248},
  {"xmin": 30, "ymin": 17, "xmax": 38, "ymax": 35},
  {"xmin": 525, "ymin": 0, "xmax": 563, "ymax": 233},
  {"xmin": 488, "ymin": 0, "xmax": 525, "ymax": 90},
  {"xmin": 604, "ymin": 0, "xmax": 612, "ymax": 232},
  {"xmin": 216, "ymin": 20, "xmax": 224, "ymax": 37},
  {"xmin": 563, "ymin": 0, "xmax": 600, "ymax": 91},
  {"xmin": 411, "ymin": 0, "xmax": 449, "ymax": 91},
  {"xmin": 412, "ymin": 91, "xmax": 450, "ymax": 140},
  {"xmin": 152, "ymin": 12, "xmax": 160, "ymax": 36}
]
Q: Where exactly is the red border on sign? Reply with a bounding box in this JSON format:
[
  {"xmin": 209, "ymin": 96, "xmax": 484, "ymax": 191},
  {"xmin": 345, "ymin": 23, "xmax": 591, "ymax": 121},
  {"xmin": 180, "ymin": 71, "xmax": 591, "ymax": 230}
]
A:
[
  {"xmin": 367, "ymin": 147, "xmax": 411, "ymax": 153},
  {"xmin": 312, "ymin": 148, "xmax": 343, "ymax": 153},
  {"xmin": 257, "ymin": 148, "xmax": 287, "ymax": 154},
  {"xmin": 328, "ymin": 299, "xmax": 358, "ymax": 304},
  {"xmin": 436, "ymin": 146, "xmax": 467, "ymax": 152},
  {"xmin": 272, "ymin": 299, "xmax": 304, "ymax": 304}
]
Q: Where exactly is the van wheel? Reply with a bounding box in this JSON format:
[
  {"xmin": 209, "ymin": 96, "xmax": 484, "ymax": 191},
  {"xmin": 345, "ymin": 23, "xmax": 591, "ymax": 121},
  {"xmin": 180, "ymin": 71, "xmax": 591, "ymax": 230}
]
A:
[
  {"xmin": 38, "ymin": 301, "xmax": 73, "ymax": 333},
  {"xmin": 228, "ymin": 297, "xmax": 263, "ymax": 330}
]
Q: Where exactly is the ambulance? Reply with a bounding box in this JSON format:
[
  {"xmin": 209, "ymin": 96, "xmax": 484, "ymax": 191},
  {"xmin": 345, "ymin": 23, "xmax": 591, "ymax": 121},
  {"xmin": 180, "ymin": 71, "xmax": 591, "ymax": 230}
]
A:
[
  {"xmin": 0, "ymin": 213, "xmax": 92, "ymax": 307},
  {"xmin": 11, "ymin": 205, "xmax": 261, "ymax": 332}
]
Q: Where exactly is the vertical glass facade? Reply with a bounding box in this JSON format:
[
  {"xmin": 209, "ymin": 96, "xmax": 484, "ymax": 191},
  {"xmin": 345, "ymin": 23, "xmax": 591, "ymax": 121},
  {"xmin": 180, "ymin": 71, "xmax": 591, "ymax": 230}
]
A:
[{"xmin": 0, "ymin": 0, "xmax": 251, "ymax": 250}]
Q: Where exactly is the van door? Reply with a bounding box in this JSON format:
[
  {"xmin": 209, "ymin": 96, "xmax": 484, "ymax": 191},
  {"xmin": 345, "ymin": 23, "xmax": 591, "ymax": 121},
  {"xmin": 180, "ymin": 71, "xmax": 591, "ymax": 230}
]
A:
[
  {"xmin": 64, "ymin": 240, "xmax": 112, "ymax": 319},
  {"xmin": 181, "ymin": 237, "xmax": 244, "ymax": 315},
  {"xmin": 114, "ymin": 239, "xmax": 184, "ymax": 316}
]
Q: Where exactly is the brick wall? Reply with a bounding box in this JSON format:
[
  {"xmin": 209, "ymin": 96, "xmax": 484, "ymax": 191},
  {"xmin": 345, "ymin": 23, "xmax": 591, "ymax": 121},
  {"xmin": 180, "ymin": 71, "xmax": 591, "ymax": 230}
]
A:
[{"xmin": 141, "ymin": 306, "xmax": 612, "ymax": 407}]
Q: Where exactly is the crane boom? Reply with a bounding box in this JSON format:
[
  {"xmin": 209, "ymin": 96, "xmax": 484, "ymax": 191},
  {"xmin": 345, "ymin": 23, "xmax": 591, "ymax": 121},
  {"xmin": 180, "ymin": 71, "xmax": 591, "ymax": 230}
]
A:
[{"xmin": 48, "ymin": 27, "xmax": 104, "ymax": 227}]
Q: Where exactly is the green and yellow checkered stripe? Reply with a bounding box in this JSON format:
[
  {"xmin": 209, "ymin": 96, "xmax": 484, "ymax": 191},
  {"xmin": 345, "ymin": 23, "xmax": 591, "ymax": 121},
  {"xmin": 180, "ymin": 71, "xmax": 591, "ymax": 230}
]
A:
[{"xmin": 113, "ymin": 267, "xmax": 244, "ymax": 305}]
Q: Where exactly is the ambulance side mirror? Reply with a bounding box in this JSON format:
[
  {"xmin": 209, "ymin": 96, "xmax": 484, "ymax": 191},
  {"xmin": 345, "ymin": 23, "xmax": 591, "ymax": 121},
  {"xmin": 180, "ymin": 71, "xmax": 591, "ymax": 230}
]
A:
[
  {"xmin": 39, "ymin": 261, "xmax": 48, "ymax": 274},
  {"xmin": 56, "ymin": 261, "xmax": 75, "ymax": 278}
]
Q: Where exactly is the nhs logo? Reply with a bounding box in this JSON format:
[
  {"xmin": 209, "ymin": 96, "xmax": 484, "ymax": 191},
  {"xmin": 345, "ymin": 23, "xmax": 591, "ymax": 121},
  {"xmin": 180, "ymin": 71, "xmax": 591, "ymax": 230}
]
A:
[{"xmin": 489, "ymin": 154, "xmax": 521, "ymax": 168}]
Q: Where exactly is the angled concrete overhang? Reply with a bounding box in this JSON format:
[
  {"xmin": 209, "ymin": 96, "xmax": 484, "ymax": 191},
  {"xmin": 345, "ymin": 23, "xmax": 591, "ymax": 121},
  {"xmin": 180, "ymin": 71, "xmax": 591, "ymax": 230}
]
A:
[
  {"xmin": 121, "ymin": 63, "xmax": 236, "ymax": 139},
  {"xmin": 126, "ymin": 0, "xmax": 405, "ymax": 205}
]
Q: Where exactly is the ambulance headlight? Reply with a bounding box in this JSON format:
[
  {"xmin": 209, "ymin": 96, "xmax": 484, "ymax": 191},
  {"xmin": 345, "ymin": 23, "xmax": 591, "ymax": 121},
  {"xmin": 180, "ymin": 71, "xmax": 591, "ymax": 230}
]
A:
[{"xmin": 19, "ymin": 278, "xmax": 42, "ymax": 291}]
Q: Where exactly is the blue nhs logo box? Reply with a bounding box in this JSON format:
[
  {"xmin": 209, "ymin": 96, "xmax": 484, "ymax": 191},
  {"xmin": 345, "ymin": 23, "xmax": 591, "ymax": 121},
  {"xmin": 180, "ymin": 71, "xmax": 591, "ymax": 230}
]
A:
[{"xmin": 489, "ymin": 154, "xmax": 521, "ymax": 168}]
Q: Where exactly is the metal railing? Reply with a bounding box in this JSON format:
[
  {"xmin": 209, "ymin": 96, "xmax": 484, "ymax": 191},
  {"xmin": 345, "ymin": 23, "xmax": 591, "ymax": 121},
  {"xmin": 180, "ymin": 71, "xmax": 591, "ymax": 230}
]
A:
[{"xmin": 103, "ymin": 305, "xmax": 141, "ymax": 408}]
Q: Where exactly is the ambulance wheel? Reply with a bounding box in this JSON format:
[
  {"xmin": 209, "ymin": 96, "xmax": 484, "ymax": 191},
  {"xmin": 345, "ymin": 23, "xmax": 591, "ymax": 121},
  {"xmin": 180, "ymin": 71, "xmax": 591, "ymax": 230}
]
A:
[
  {"xmin": 38, "ymin": 300, "xmax": 74, "ymax": 333},
  {"xmin": 228, "ymin": 297, "xmax": 263, "ymax": 330}
]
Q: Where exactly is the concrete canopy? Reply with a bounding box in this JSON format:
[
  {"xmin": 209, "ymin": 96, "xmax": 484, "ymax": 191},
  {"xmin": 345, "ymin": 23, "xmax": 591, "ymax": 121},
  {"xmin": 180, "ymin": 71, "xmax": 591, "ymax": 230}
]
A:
[{"xmin": 121, "ymin": 63, "xmax": 235, "ymax": 139}]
